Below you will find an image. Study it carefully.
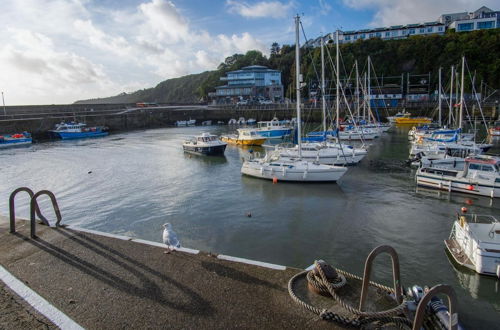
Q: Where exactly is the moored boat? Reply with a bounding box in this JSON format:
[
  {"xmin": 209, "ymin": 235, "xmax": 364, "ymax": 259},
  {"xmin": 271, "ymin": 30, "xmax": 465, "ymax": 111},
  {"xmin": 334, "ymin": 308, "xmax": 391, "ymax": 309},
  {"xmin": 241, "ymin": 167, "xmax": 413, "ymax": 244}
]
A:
[
  {"xmin": 49, "ymin": 122, "xmax": 108, "ymax": 140},
  {"xmin": 387, "ymin": 110, "xmax": 410, "ymax": 123},
  {"xmin": 255, "ymin": 117, "xmax": 292, "ymax": 139},
  {"xmin": 176, "ymin": 119, "xmax": 196, "ymax": 126},
  {"xmin": 182, "ymin": 132, "xmax": 227, "ymax": 156},
  {"xmin": 220, "ymin": 128, "xmax": 267, "ymax": 146},
  {"xmin": 445, "ymin": 213, "xmax": 500, "ymax": 277},
  {"xmin": 0, "ymin": 132, "xmax": 32, "ymax": 148},
  {"xmin": 395, "ymin": 116, "xmax": 432, "ymax": 125},
  {"xmin": 489, "ymin": 121, "xmax": 500, "ymax": 136}
]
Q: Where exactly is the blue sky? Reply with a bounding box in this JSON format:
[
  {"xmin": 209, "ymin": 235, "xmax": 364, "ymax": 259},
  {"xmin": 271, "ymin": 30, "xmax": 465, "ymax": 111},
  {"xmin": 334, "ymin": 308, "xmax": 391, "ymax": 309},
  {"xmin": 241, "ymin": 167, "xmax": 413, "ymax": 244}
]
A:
[{"xmin": 0, "ymin": 0, "xmax": 495, "ymax": 104}]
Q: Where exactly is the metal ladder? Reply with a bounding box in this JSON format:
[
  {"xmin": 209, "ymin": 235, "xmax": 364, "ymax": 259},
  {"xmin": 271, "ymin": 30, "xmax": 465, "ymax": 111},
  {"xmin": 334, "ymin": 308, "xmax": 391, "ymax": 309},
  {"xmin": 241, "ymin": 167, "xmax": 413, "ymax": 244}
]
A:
[{"xmin": 9, "ymin": 187, "xmax": 62, "ymax": 238}]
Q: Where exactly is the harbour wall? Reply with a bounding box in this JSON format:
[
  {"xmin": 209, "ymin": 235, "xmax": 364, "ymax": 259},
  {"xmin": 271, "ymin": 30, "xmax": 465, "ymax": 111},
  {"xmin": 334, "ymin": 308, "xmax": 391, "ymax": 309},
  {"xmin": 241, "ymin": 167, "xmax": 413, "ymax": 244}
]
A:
[{"xmin": 0, "ymin": 103, "xmax": 497, "ymax": 139}]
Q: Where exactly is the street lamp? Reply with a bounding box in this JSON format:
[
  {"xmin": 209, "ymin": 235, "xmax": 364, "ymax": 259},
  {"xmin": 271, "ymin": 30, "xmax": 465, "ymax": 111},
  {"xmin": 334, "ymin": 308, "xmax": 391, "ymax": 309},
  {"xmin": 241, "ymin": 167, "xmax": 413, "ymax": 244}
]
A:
[{"xmin": 1, "ymin": 92, "xmax": 5, "ymax": 116}]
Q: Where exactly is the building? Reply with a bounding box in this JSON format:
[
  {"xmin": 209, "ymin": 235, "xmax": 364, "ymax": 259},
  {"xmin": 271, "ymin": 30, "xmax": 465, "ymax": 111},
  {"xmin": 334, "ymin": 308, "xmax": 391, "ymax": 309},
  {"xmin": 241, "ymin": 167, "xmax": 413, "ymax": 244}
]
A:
[
  {"xmin": 304, "ymin": 6, "xmax": 498, "ymax": 47},
  {"xmin": 214, "ymin": 65, "xmax": 283, "ymax": 104},
  {"xmin": 447, "ymin": 6, "xmax": 499, "ymax": 32}
]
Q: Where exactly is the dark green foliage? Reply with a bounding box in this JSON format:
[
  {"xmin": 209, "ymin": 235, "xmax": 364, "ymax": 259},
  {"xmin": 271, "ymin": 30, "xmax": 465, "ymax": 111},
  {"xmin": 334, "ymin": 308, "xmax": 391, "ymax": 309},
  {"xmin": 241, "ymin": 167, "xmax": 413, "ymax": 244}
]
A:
[{"xmin": 76, "ymin": 30, "xmax": 499, "ymax": 104}]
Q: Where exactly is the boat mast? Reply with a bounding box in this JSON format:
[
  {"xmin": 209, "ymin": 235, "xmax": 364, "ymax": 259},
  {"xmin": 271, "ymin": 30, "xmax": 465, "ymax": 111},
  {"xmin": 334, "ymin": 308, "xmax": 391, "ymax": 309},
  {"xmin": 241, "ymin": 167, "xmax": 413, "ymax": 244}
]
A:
[
  {"xmin": 367, "ymin": 56, "xmax": 371, "ymax": 123},
  {"xmin": 355, "ymin": 60, "xmax": 359, "ymax": 120},
  {"xmin": 459, "ymin": 56, "xmax": 465, "ymax": 130},
  {"xmin": 321, "ymin": 35, "xmax": 326, "ymax": 133},
  {"xmin": 336, "ymin": 30, "xmax": 340, "ymax": 131},
  {"xmin": 455, "ymin": 66, "xmax": 459, "ymax": 128},
  {"xmin": 438, "ymin": 66, "xmax": 442, "ymax": 127},
  {"xmin": 363, "ymin": 71, "xmax": 367, "ymax": 120},
  {"xmin": 448, "ymin": 65, "xmax": 454, "ymax": 127},
  {"xmin": 295, "ymin": 15, "xmax": 302, "ymax": 157}
]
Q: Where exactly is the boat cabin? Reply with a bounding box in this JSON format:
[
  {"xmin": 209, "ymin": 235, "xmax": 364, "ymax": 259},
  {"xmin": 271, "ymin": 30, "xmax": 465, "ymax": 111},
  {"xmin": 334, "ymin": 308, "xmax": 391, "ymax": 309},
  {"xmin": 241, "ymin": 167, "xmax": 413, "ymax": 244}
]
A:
[
  {"xmin": 465, "ymin": 156, "xmax": 499, "ymax": 175},
  {"xmin": 196, "ymin": 133, "xmax": 218, "ymax": 143},
  {"xmin": 257, "ymin": 118, "xmax": 282, "ymax": 129}
]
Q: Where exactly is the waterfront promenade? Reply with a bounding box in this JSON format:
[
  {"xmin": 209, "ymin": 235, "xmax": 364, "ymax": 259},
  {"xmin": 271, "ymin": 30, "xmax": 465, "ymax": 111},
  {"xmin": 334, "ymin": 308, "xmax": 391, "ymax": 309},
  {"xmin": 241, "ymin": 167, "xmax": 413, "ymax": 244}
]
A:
[{"xmin": 0, "ymin": 216, "xmax": 339, "ymax": 329}]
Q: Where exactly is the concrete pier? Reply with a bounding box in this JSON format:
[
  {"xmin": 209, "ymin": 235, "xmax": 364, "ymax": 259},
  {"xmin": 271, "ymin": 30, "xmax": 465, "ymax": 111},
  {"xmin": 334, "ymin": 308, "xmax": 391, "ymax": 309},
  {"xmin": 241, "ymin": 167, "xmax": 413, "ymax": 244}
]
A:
[{"xmin": 0, "ymin": 216, "xmax": 339, "ymax": 329}]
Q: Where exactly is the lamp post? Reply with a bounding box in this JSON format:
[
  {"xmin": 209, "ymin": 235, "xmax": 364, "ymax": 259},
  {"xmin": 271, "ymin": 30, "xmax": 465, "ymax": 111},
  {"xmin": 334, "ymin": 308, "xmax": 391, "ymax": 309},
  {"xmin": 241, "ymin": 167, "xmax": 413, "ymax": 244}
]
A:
[{"xmin": 1, "ymin": 92, "xmax": 5, "ymax": 116}]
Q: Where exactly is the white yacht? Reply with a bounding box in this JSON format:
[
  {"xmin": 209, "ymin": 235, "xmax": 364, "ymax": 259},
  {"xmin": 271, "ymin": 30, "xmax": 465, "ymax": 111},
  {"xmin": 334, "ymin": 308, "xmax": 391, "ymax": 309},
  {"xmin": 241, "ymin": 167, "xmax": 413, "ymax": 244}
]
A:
[
  {"xmin": 182, "ymin": 132, "xmax": 227, "ymax": 156},
  {"xmin": 240, "ymin": 16, "xmax": 348, "ymax": 183},
  {"xmin": 416, "ymin": 155, "xmax": 500, "ymax": 198},
  {"xmin": 445, "ymin": 213, "xmax": 500, "ymax": 277},
  {"xmin": 271, "ymin": 142, "xmax": 367, "ymax": 165}
]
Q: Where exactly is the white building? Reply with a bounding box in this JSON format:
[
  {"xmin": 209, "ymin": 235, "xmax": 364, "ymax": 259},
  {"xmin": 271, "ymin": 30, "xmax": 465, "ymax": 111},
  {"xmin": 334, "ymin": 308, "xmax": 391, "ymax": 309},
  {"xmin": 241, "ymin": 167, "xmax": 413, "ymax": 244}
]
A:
[{"xmin": 447, "ymin": 6, "xmax": 499, "ymax": 32}]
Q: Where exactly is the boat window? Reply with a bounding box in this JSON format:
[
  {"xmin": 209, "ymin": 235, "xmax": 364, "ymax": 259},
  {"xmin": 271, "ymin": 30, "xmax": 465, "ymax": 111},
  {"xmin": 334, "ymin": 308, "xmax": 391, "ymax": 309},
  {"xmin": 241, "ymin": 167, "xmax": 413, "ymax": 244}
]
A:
[
  {"xmin": 468, "ymin": 163, "xmax": 481, "ymax": 170},
  {"xmin": 481, "ymin": 165, "xmax": 494, "ymax": 172}
]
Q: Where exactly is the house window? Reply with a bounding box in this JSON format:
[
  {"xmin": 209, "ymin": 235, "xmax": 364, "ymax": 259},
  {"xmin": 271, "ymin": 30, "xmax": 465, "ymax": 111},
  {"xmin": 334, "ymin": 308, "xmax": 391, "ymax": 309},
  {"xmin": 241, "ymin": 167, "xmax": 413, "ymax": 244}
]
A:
[
  {"xmin": 353, "ymin": 35, "xmax": 358, "ymax": 40},
  {"xmin": 369, "ymin": 33, "xmax": 374, "ymax": 38},
  {"xmin": 385, "ymin": 31, "xmax": 390, "ymax": 37},
  {"xmin": 345, "ymin": 36, "xmax": 351, "ymax": 40},
  {"xmin": 375, "ymin": 32, "xmax": 381, "ymax": 37},
  {"xmin": 419, "ymin": 28, "xmax": 425, "ymax": 33},
  {"xmin": 427, "ymin": 27, "xmax": 433, "ymax": 32},
  {"xmin": 438, "ymin": 26, "xmax": 444, "ymax": 31},
  {"xmin": 391, "ymin": 31, "xmax": 398, "ymax": 36},
  {"xmin": 360, "ymin": 34, "xmax": 365, "ymax": 39},
  {"xmin": 409, "ymin": 29, "xmax": 415, "ymax": 34},
  {"xmin": 477, "ymin": 21, "xmax": 494, "ymax": 29},
  {"xmin": 457, "ymin": 23, "xmax": 474, "ymax": 31}
]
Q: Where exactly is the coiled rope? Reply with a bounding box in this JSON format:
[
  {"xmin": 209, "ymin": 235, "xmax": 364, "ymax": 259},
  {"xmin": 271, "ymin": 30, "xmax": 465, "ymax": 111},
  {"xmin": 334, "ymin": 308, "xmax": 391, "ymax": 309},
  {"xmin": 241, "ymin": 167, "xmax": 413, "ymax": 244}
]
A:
[{"xmin": 288, "ymin": 260, "xmax": 412, "ymax": 328}]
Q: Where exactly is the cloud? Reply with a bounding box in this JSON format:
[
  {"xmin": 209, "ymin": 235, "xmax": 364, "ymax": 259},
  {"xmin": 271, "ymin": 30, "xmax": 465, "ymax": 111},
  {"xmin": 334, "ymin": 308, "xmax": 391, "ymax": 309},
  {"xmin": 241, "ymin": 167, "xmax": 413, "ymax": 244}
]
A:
[
  {"xmin": 341, "ymin": 0, "xmax": 498, "ymax": 27},
  {"xmin": 226, "ymin": 0, "xmax": 294, "ymax": 18},
  {"xmin": 318, "ymin": 0, "xmax": 332, "ymax": 15}
]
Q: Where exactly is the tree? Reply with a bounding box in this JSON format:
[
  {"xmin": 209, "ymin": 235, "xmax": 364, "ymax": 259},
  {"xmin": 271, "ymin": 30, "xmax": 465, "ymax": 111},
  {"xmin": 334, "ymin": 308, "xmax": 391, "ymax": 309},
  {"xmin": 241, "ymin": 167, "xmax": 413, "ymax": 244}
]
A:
[{"xmin": 270, "ymin": 42, "xmax": 280, "ymax": 56}]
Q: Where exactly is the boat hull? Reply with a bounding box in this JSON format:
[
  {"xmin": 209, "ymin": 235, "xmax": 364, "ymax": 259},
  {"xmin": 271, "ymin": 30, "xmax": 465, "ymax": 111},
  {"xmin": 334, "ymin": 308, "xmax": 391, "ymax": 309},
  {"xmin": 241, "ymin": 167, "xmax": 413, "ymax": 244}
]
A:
[
  {"xmin": 241, "ymin": 161, "xmax": 347, "ymax": 182},
  {"xmin": 395, "ymin": 118, "xmax": 432, "ymax": 125},
  {"xmin": 182, "ymin": 144, "xmax": 226, "ymax": 156},
  {"xmin": 0, "ymin": 138, "xmax": 32, "ymax": 148},
  {"xmin": 416, "ymin": 170, "xmax": 500, "ymax": 198},
  {"xmin": 220, "ymin": 136, "xmax": 266, "ymax": 146},
  {"xmin": 256, "ymin": 129, "xmax": 291, "ymax": 139},
  {"xmin": 51, "ymin": 131, "xmax": 109, "ymax": 140}
]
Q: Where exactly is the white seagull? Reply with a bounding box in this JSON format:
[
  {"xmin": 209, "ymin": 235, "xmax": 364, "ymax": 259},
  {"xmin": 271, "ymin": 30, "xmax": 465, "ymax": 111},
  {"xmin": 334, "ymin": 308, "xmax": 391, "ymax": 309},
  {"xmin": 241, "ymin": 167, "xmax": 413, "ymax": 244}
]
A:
[{"xmin": 162, "ymin": 223, "xmax": 180, "ymax": 254}]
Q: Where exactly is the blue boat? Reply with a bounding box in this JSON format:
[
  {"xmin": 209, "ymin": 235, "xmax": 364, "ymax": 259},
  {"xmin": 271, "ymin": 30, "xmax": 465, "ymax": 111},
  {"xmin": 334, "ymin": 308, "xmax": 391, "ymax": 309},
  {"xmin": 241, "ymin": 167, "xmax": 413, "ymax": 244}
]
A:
[
  {"xmin": 0, "ymin": 132, "xmax": 32, "ymax": 149},
  {"xmin": 255, "ymin": 117, "xmax": 292, "ymax": 139},
  {"xmin": 49, "ymin": 122, "xmax": 108, "ymax": 140}
]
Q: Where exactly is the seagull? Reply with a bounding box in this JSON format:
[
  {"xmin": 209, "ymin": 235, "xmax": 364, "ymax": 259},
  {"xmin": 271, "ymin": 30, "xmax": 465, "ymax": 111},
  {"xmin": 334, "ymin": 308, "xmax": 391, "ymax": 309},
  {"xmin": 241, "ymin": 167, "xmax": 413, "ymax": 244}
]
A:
[{"xmin": 162, "ymin": 223, "xmax": 180, "ymax": 254}]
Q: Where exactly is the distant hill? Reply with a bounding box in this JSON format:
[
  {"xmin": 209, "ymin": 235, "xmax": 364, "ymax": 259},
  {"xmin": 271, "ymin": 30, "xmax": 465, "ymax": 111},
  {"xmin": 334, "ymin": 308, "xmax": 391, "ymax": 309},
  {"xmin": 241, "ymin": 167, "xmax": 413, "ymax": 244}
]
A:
[
  {"xmin": 75, "ymin": 71, "xmax": 214, "ymax": 104},
  {"xmin": 76, "ymin": 29, "xmax": 499, "ymax": 104}
]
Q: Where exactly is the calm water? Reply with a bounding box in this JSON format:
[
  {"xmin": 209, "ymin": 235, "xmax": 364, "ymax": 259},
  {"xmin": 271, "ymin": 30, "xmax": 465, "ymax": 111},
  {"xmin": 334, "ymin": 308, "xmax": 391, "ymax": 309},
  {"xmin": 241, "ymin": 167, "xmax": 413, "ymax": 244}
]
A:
[{"xmin": 0, "ymin": 126, "xmax": 499, "ymax": 328}]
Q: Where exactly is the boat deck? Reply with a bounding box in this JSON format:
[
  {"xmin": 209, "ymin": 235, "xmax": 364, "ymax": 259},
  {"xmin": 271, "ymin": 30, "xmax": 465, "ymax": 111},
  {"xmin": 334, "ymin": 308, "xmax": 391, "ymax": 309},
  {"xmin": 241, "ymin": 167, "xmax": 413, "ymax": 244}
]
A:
[{"xmin": 444, "ymin": 239, "xmax": 475, "ymax": 270}]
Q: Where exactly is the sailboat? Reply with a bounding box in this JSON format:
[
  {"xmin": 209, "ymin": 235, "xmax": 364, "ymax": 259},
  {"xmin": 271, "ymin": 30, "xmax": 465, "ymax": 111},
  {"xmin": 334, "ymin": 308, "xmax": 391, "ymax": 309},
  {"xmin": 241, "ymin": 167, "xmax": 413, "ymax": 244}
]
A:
[{"xmin": 241, "ymin": 16, "xmax": 348, "ymax": 182}]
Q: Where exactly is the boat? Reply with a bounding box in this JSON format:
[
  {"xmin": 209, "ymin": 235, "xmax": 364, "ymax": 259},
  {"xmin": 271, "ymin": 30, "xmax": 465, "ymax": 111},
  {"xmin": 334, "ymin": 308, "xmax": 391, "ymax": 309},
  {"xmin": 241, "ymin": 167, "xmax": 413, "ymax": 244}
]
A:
[
  {"xmin": 182, "ymin": 132, "xmax": 227, "ymax": 156},
  {"xmin": 237, "ymin": 117, "xmax": 246, "ymax": 125},
  {"xmin": 0, "ymin": 132, "xmax": 32, "ymax": 149},
  {"xmin": 489, "ymin": 121, "xmax": 500, "ymax": 136},
  {"xmin": 49, "ymin": 122, "xmax": 108, "ymax": 140},
  {"xmin": 445, "ymin": 213, "xmax": 500, "ymax": 277},
  {"xmin": 394, "ymin": 116, "xmax": 432, "ymax": 125},
  {"xmin": 247, "ymin": 118, "xmax": 256, "ymax": 125},
  {"xmin": 241, "ymin": 17, "xmax": 348, "ymax": 182},
  {"xmin": 228, "ymin": 118, "xmax": 237, "ymax": 125},
  {"xmin": 416, "ymin": 155, "xmax": 500, "ymax": 198},
  {"xmin": 387, "ymin": 110, "xmax": 410, "ymax": 123},
  {"xmin": 255, "ymin": 117, "xmax": 292, "ymax": 139},
  {"xmin": 201, "ymin": 120, "xmax": 212, "ymax": 126},
  {"xmin": 220, "ymin": 128, "xmax": 267, "ymax": 146},
  {"xmin": 175, "ymin": 119, "xmax": 196, "ymax": 126}
]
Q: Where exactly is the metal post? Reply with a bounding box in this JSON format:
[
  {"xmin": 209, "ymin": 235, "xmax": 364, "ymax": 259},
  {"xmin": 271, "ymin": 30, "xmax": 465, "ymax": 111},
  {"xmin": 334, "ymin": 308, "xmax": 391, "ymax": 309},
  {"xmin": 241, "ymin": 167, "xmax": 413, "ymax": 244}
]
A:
[{"xmin": 295, "ymin": 15, "xmax": 302, "ymax": 158}]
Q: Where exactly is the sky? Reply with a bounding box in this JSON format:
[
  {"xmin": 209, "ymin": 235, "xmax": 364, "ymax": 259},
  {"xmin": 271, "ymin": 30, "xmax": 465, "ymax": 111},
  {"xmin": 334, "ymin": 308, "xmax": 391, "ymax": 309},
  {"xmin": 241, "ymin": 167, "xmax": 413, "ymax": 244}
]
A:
[{"xmin": 0, "ymin": 0, "xmax": 496, "ymax": 105}]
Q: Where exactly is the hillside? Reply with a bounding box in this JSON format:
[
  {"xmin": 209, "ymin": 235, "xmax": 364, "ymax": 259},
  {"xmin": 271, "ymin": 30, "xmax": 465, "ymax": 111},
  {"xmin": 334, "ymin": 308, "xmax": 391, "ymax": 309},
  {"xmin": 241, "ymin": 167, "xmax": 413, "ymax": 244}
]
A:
[{"xmin": 76, "ymin": 29, "xmax": 500, "ymax": 104}]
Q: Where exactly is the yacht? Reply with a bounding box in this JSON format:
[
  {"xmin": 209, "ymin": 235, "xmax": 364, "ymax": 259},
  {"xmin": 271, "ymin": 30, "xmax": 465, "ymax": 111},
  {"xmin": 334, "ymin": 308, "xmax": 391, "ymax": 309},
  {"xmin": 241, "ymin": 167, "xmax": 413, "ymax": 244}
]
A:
[
  {"xmin": 271, "ymin": 142, "xmax": 367, "ymax": 165},
  {"xmin": 182, "ymin": 132, "xmax": 227, "ymax": 156},
  {"xmin": 49, "ymin": 122, "xmax": 108, "ymax": 139},
  {"xmin": 416, "ymin": 155, "xmax": 500, "ymax": 198},
  {"xmin": 445, "ymin": 213, "xmax": 500, "ymax": 277}
]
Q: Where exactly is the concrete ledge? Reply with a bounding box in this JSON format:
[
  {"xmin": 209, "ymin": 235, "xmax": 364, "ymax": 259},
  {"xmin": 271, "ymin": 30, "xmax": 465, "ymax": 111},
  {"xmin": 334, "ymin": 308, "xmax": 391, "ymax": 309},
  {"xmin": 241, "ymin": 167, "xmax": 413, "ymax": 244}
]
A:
[{"xmin": 217, "ymin": 254, "xmax": 287, "ymax": 271}]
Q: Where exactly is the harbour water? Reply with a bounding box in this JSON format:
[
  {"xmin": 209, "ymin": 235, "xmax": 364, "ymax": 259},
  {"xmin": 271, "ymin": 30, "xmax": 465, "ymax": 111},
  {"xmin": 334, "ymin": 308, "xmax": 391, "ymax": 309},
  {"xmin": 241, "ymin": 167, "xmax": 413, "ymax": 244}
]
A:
[{"xmin": 0, "ymin": 126, "xmax": 499, "ymax": 328}]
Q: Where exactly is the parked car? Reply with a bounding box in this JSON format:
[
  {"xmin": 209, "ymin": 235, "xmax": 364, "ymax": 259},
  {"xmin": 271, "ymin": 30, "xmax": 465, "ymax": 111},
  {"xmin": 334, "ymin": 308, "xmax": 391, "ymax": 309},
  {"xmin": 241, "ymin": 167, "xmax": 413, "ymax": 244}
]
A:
[
  {"xmin": 259, "ymin": 99, "xmax": 273, "ymax": 105},
  {"xmin": 237, "ymin": 100, "xmax": 248, "ymax": 105}
]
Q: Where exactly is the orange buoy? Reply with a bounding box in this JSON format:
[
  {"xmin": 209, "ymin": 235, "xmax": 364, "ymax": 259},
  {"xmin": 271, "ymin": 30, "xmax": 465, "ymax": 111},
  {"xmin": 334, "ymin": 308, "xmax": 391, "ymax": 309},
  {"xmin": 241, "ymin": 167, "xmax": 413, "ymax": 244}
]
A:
[{"xmin": 272, "ymin": 177, "xmax": 278, "ymax": 184}]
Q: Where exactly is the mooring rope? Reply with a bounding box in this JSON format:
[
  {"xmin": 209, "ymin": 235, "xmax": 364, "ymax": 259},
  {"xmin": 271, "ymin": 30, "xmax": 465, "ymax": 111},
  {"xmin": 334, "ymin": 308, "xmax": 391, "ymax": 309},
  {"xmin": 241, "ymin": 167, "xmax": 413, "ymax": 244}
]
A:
[{"xmin": 288, "ymin": 260, "xmax": 412, "ymax": 328}]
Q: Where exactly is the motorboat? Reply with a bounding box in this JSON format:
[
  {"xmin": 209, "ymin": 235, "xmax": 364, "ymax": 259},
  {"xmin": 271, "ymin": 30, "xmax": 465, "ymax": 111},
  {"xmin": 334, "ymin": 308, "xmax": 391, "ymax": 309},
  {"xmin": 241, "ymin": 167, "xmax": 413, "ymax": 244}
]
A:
[
  {"xmin": 387, "ymin": 110, "xmax": 410, "ymax": 123},
  {"xmin": 410, "ymin": 141, "xmax": 491, "ymax": 159},
  {"xmin": 201, "ymin": 120, "xmax": 212, "ymax": 126},
  {"xmin": 395, "ymin": 116, "xmax": 432, "ymax": 125},
  {"xmin": 0, "ymin": 132, "xmax": 32, "ymax": 148},
  {"xmin": 175, "ymin": 119, "xmax": 196, "ymax": 126},
  {"xmin": 416, "ymin": 155, "xmax": 500, "ymax": 198},
  {"xmin": 228, "ymin": 118, "xmax": 237, "ymax": 125},
  {"xmin": 237, "ymin": 117, "xmax": 246, "ymax": 125},
  {"xmin": 445, "ymin": 213, "xmax": 500, "ymax": 277},
  {"xmin": 182, "ymin": 132, "xmax": 227, "ymax": 156},
  {"xmin": 247, "ymin": 118, "xmax": 257, "ymax": 125},
  {"xmin": 49, "ymin": 122, "xmax": 108, "ymax": 140},
  {"xmin": 489, "ymin": 121, "xmax": 500, "ymax": 136},
  {"xmin": 255, "ymin": 117, "xmax": 292, "ymax": 139},
  {"xmin": 220, "ymin": 128, "xmax": 267, "ymax": 146}
]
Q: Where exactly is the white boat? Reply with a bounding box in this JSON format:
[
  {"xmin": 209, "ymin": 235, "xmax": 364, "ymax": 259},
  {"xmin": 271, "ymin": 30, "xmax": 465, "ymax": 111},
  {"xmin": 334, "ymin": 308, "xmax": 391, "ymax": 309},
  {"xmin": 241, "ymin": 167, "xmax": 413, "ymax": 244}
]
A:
[
  {"xmin": 445, "ymin": 213, "xmax": 500, "ymax": 277},
  {"xmin": 271, "ymin": 142, "xmax": 367, "ymax": 165},
  {"xmin": 201, "ymin": 120, "xmax": 212, "ymax": 126},
  {"xmin": 176, "ymin": 119, "xmax": 196, "ymax": 126},
  {"xmin": 255, "ymin": 117, "xmax": 292, "ymax": 139},
  {"xmin": 489, "ymin": 121, "xmax": 500, "ymax": 136},
  {"xmin": 387, "ymin": 110, "xmax": 410, "ymax": 123},
  {"xmin": 247, "ymin": 118, "xmax": 257, "ymax": 125},
  {"xmin": 410, "ymin": 141, "xmax": 491, "ymax": 159},
  {"xmin": 241, "ymin": 16, "xmax": 348, "ymax": 183},
  {"xmin": 182, "ymin": 132, "xmax": 226, "ymax": 155},
  {"xmin": 237, "ymin": 117, "xmax": 246, "ymax": 125},
  {"xmin": 228, "ymin": 118, "xmax": 237, "ymax": 125},
  {"xmin": 416, "ymin": 155, "xmax": 500, "ymax": 198},
  {"xmin": 338, "ymin": 127, "xmax": 378, "ymax": 140}
]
